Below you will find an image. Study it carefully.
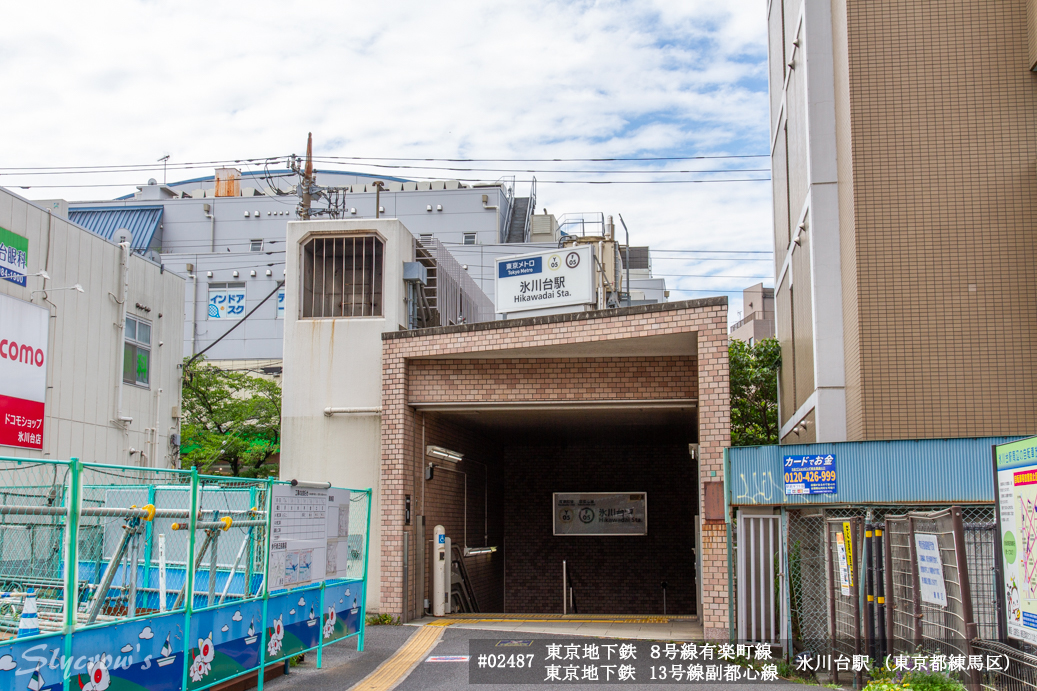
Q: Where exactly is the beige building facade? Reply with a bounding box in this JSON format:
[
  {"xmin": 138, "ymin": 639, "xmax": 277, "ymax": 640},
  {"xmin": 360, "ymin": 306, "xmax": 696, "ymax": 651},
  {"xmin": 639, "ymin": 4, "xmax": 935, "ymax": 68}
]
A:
[{"xmin": 769, "ymin": 0, "xmax": 1037, "ymax": 443}]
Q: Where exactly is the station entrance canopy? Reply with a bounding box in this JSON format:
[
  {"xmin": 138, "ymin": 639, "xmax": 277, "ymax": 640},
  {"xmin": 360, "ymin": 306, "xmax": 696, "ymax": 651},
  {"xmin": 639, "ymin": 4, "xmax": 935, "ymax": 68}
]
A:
[{"xmin": 379, "ymin": 298, "xmax": 733, "ymax": 639}]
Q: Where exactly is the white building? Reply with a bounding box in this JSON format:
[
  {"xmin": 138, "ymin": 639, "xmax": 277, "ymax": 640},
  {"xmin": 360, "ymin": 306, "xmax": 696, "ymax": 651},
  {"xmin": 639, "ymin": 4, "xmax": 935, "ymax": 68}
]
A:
[
  {"xmin": 279, "ymin": 217, "xmax": 492, "ymax": 610},
  {"xmin": 0, "ymin": 186, "xmax": 184, "ymax": 465}
]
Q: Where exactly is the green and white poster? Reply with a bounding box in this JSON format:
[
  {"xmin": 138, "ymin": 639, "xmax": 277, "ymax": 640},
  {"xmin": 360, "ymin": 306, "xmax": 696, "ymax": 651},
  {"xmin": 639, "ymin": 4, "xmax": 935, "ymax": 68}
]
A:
[
  {"xmin": 0, "ymin": 227, "xmax": 28, "ymax": 287},
  {"xmin": 995, "ymin": 436, "xmax": 1037, "ymax": 643}
]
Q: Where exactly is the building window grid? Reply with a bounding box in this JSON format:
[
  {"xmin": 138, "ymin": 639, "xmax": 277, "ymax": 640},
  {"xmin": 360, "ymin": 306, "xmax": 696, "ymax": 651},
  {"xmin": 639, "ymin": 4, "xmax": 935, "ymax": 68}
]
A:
[
  {"xmin": 463, "ymin": 233, "xmax": 477, "ymax": 245},
  {"xmin": 302, "ymin": 235, "xmax": 383, "ymax": 318},
  {"xmin": 123, "ymin": 315, "xmax": 151, "ymax": 388},
  {"xmin": 250, "ymin": 239, "xmax": 263, "ymax": 252}
]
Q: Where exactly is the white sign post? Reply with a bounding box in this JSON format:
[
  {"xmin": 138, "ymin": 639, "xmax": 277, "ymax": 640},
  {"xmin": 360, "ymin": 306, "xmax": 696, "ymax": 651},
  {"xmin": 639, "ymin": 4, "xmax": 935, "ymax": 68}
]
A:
[
  {"xmin": 914, "ymin": 532, "xmax": 948, "ymax": 607},
  {"xmin": 494, "ymin": 245, "xmax": 595, "ymax": 314}
]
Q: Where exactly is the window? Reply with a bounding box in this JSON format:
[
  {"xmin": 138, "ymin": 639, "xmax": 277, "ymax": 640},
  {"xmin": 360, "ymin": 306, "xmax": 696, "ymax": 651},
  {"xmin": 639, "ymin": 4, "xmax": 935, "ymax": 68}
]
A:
[
  {"xmin": 463, "ymin": 233, "xmax": 477, "ymax": 245},
  {"xmin": 208, "ymin": 282, "xmax": 247, "ymax": 320},
  {"xmin": 250, "ymin": 239, "xmax": 263, "ymax": 252},
  {"xmin": 123, "ymin": 316, "xmax": 151, "ymax": 387},
  {"xmin": 302, "ymin": 235, "xmax": 383, "ymax": 318}
]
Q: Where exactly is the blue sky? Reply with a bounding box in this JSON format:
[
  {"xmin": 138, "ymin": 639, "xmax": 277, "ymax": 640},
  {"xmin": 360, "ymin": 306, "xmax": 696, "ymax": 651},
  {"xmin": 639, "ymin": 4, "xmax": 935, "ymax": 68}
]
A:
[{"xmin": 0, "ymin": 0, "xmax": 773, "ymax": 321}]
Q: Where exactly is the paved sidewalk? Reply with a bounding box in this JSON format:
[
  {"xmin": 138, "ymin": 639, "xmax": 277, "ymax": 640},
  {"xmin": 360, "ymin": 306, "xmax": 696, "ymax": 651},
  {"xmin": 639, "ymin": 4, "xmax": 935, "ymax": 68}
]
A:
[{"xmin": 408, "ymin": 616, "xmax": 706, "ymax": 641}]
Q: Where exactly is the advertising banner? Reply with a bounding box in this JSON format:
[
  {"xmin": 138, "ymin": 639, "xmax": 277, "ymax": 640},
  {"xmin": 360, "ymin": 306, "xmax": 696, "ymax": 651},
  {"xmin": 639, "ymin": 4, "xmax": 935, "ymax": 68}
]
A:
[
  {"xmin": 783, "ymin": 454, "xmax": 837, "ymax": 495},
  {"xmin": 0, "ymin": 227, "xmax": 28, "ymax": 287},
  {"xmin": 995, "ymin": 436, "xmax": 1037, "ymax": 642},
  {"xmin": 553, "ymin": 492, "xmax": 647, "ymax": 536},
  {"xmin": 494, "ymin": 245, "xmax": 594, "ymax": 314},
  {"xmin": 0, "ymin": 294, "xmax": 48, "ymax": 449}
]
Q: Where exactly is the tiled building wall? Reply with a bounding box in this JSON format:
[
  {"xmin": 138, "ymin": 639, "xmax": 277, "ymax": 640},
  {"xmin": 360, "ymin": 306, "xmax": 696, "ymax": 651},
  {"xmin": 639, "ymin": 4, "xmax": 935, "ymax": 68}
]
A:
[
  {"xmin": 500, "ymin": 440, "xmax": 696, "ymax": 615},
  {"xmin": 417, "ymin": 414, "xmax": 504, "ymax": 616},
  {"xmin": 408, "ymin": 357, "xmax": 698, "ymax": 404},
  {"xmin": 380, "ymin": 299, "xmax": 730, "ymax": 636},
  {"xmin": 846, "ymin": 0, "xmax": 1037, "ymax": 438}
]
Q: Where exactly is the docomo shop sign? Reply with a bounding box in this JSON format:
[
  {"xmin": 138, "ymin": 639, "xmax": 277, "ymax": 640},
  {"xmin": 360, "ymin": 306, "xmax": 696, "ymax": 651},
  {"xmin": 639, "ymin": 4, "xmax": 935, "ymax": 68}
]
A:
[
  {"xmin": 494, "ymin": 245, "xmax": 594, "ymax": 314},
  {"xmin": 0, "ymin": 294, "xmax": 49, "ymax": 450}
]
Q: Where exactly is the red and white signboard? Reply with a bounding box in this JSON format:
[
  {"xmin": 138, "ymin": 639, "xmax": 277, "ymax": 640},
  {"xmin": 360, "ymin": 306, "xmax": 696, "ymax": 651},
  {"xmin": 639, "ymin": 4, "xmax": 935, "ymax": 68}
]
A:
[{"xmin": 0, "ymin": 295, "xmax": 48, "ymax": 449}]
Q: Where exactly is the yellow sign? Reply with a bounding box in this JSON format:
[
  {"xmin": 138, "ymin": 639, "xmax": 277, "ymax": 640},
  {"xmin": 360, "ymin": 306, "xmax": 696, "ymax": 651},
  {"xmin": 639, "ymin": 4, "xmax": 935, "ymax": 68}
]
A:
[{"xmin": 843, "ymin": 522, "xmax": 854, "ymax": 586}]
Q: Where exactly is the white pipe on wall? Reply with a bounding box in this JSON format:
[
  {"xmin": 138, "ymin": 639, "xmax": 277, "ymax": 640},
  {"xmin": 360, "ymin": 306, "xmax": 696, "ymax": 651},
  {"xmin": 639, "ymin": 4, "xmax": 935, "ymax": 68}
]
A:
[{"xmin": 115, "ymin": 242, "xmax": 133, "ymax": 424}]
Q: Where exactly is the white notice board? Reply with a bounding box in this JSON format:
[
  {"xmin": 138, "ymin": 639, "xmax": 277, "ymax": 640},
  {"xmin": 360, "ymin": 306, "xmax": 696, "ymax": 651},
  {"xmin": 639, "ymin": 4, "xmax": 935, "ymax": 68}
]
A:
[
  {"xmin": 270, "ymin": 485, "xmax": 328, "ymax": 588},
  {"xmin": 325, "ymin": 489, "xmax": 352, "ymax": 580},
  {"xmin": 914, "ymin": 532, "xmax": 948, "ymax": 607}
]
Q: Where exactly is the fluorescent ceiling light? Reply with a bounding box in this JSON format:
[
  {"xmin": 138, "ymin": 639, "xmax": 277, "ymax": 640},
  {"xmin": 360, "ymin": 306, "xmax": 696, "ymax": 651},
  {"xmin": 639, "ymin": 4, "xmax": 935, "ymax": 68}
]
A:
[
  {"xmin": 464, "ymin": 546, "xmax": 497, "ymax": 556},
  {"xmin": 426, "ymin": 445, "xmax": 463, "ymax": 463}
]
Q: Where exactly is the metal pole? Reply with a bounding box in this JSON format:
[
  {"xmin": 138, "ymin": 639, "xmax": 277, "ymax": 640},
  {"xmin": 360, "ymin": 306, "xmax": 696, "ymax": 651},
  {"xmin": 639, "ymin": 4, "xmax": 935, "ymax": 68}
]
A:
[
  {"xmin": 883, "ymin": 520, "xmax": 895, "ymax": 653},
  {"xmin": 950, "ymin": 507, "xmax": 981, "ymax": 691},
  {"xmin": 618, "ymin": 214, "xmax": 632, "ymax": 307},
  {"xmin": 181, "ymin": 468, "xmax": 199, "ymax": 691},
  {"xmin": 86, "ymin": 524, "xmax": 135, "ymax": 624},
  {"xmin": 865, "ymin": 523, "xmax": 875, "ymax": 662},
  {"xmin": 874, "ymin": 525, "xmax": 887, "ymax": 660},
  {"xmin": 257, "ymin": 478, "xmax": 274, "ymax": 691},
  {"xmin": 853, "ymin": 518, "xmax": 863, "ymax": 689},
  {"xmin": 62, "ymin": 458, "xmax": 81, "ymax": 691},
  {"xmin": 173, "ymin": 531, "xmax": 213, "ymax": 610},
  {"xmin": 907, "ymin": 516, "xmax": 923, "ymax": 648},
  {"xmin": 562, "ymin": 561, "xmax": 567, "ymax": 615},
  {"xmin": 219, "ymin": 529, "xmax": 252, "ymax": 604},
  {"xmin": 158, "ymin": 534, "xmax": 167, "ymax": 612},
  {"xmin": 402, "ymin": 531, "xmax": 409, "ymax": 624},
  {"xmin": 358, "ymin": 488, "xmax": 372, "ymax": 652},
  {"xmin": 827, "ymin": 522, "xmax": 839, "ymax": 685}
]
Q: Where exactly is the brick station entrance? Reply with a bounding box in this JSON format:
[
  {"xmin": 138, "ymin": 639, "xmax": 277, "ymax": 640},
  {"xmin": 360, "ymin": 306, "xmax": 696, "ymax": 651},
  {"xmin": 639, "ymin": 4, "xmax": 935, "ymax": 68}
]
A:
[{"xmin": 379, "ymin": 298, "xmax": 731, "ymax": 638}]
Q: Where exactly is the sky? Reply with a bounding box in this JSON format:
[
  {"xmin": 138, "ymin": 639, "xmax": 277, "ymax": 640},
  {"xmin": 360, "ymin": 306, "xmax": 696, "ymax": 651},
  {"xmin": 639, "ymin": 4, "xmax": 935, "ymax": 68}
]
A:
[{"xmin": 0, "ymin": 0, "xmax": 773, "ymax": 321}]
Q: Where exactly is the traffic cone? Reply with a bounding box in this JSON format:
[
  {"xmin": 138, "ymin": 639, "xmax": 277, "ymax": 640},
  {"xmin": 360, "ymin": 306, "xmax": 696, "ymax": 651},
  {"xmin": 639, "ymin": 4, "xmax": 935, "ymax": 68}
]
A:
[{"xmin": 18, "ymin": 588, "xmax": 39, "ymax": 638}]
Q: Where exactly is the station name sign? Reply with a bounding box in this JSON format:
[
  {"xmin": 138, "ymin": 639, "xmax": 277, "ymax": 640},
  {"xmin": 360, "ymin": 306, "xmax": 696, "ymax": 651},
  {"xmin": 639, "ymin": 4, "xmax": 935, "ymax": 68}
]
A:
[
  {"xmin": 553, "ymin": 492, "xmax": 647, "ymax": 536},
  {"xmin": 494, "ymin": 245, "xmax": 594, "ymax": 314}
]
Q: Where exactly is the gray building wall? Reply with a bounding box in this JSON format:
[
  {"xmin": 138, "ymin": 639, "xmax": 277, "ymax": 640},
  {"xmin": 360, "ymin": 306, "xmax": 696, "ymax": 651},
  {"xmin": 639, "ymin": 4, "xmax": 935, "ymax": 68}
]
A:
[
  {"xmin": 68, "ymin": 170, "xmax": 516, "ymax": 362},
  {"xmin": 0, "ymin": 186, "xmax": 185, "ymax": 466}
]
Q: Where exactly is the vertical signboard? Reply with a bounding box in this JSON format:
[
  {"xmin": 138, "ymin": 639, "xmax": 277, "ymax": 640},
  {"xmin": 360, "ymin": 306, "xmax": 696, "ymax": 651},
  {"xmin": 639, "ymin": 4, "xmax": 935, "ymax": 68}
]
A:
[
  {"xmin": 914, "ymin": 533, "xmax": 947, "ymax": 606},
  {"xmin": 0, "ymin": 294, "xmax": 48, "ymax": 449},
  {"xmin": 996, "ymin": 437, "xmax": 1037, "ymax": 642},
  {"xmin": 494, "ymin": 245, "xmax": 594, "ymax": 314},
  {"xmin": 269, "ymin": 484, "xmax": 328, "ymax": 589},
  {"xmin": 276, "ymin": 286, "xmax": 285, "ymax": 319},
  {"xmin": 0, "ymin": 228, "xmax": 28, "ymax": 286},
  {"xmin": 783, "ymin": 454, "xmax": 837, "ymax": 495}
]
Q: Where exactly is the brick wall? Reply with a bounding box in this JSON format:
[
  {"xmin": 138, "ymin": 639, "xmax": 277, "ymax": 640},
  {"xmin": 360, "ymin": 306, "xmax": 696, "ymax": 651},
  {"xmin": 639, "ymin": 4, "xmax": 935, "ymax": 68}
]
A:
[
  {"xmin": 380, "ymin": 299, "xmax": 730, "ymax": 632},
  {"xmin": 501, "ymin": 439, "xmax": 696, "ymax": 615},
  {"xmin": 409, "ymin": 357, "xmax": 697, "ymax": 404}
]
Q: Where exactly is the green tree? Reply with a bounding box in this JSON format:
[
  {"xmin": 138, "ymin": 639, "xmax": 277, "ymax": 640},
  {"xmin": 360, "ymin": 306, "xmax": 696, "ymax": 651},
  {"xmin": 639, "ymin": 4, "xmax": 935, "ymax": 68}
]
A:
[
  {"xmin": 729, "ymin": 337, "xmax": 781, "ymax": 446},
  {"xmin": 180, "ymin": 357, "xmax": 281, "ymax": 476}
]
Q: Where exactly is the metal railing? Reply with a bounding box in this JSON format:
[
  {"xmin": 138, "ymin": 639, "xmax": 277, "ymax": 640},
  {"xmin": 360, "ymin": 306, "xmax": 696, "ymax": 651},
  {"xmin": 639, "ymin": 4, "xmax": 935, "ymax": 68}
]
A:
[
  {"xmin": 0, "ymin": 458, "xmax": 373, "ymax": 691},
  {"xmin": 729, "ymin": 311, "xmax": 774, "ymax": 333},
  {"xmin": 415, "ymin": 237, "xmax": 494, "ymax": 325}
]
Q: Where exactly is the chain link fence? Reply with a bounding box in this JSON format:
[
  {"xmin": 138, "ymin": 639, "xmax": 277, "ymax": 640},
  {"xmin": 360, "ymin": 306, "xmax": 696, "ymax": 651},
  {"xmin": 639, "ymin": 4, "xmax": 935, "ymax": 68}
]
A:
[
  {"xmin": 785, "ymin": 505, "xmax": 995, "ymax": 651},
  {"xmin": 0, "ymin": 457, "xmax": 373, "ymax": 691}
]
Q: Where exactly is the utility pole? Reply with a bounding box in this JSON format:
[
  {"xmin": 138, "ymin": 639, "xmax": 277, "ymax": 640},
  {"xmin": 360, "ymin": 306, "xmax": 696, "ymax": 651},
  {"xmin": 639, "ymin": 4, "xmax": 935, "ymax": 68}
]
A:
[{"xmin": 297, "ymin": 133, "xmax": 315, "ymax": 220}]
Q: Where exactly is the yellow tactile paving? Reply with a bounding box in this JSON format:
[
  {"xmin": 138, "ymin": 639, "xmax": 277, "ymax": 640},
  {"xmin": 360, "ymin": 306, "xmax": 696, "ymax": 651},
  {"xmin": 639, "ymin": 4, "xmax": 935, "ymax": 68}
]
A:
[{"xmin": 347, "ymin": 624, "xmax": 446, "ymax": 691}]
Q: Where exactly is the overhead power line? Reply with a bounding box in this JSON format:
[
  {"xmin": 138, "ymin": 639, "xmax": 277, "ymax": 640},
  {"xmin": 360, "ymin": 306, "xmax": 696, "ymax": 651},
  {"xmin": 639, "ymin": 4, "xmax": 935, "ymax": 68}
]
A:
[{"xmin": 316, "ymin": 154, "xmax": 770, "ymax": 162}]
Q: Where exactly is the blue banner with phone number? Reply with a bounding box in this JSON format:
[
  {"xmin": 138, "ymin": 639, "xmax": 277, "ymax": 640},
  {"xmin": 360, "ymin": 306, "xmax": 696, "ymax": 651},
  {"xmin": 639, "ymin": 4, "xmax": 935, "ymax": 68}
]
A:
[{"xmin": 783, "ymin": 454, "xmax": 837, "ymax": 495}]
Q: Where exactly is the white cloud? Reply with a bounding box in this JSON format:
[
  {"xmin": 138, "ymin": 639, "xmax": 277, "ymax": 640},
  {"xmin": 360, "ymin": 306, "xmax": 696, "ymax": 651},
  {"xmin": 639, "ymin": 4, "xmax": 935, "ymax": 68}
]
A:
[
  {"xmin": 297, "ymin": 598, "xmax": 306, "ymax": 607},
  {"xmin": 231, "ymin": 612, "xmax": 243, "ymax": 622},
  {"xmin": 221, "ymin": 625, "xmax": 229, "ymax": 632},
  {"xmin": 0, "ymin": 0, "xmax": 773, "ymax": 317},
  {"xmin": 288, "ymin": 609, "xmax": 296, "ymax": 615},
  {"xmin": 120, "ymin": 645, "xmax": 133, "ymax": 653},
  {"xmin": 0, "ymin": 655, "xmax": 15, "ymax": 671},
  {"xmin": 138, "ymin": 627, "xmax": 154, "ymax": 640}
]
